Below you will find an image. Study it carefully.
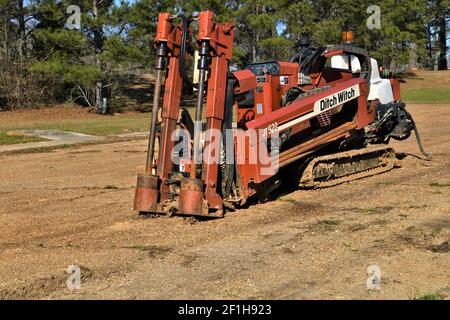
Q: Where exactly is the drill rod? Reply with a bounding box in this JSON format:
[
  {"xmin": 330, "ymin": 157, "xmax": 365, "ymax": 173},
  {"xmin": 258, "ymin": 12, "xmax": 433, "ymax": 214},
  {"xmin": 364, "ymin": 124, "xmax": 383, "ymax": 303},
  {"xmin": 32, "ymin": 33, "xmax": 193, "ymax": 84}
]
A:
[
  {"xmin": 145, "ymin": 43, "xmax": 166, "ymax": 174},
  {"xmin": 145, "ymin": 68, "xmax": 163, "ymax": 173},
  {"xmin": 190, "ymin": 41, "xmax": 209, "ymax": 179}
]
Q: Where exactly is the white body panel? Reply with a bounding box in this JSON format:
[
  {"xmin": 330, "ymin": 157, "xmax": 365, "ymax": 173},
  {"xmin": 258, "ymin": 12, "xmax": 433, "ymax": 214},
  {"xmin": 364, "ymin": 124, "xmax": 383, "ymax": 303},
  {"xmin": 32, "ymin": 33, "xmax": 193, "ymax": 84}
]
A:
[{"xmin": 331, "ymin": 55, "xmax": 395, "ymax": 104}]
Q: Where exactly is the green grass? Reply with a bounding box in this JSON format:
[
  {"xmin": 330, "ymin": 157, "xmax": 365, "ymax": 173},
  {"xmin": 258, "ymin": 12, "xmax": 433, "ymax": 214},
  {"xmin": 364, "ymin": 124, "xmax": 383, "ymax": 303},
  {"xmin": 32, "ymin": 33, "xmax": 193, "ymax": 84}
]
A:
[
  {"xmin": 66, "ymin": 242, "xmax": 80, "ymax": 249},
  {"xmin": 411, "ymin": 291, "xmax": 446, "ymax": 300},
  {"xmin": 0, "ymin": 114, "xmax": 151, "ymax": 136},
  {"xmin": 318, "ymin": 219, "xmax": 340, "ymax": 226},
  {"xmin": 430, "ymin": 182, "xmax": 450, "ymax": 187},
  {"xmin": 399, "ymin": 70, "xmax": 450, "ymax": 104},
  {"xmin": 431, "ymin": 227, "xmax": 443, "ymax": 237},
  {"xmin": 402, "ymin": 87, "xmax": 450, "ymax": 104},
  {"xmin": 364, "ymin": 206, "xmax": 394, "ymax": 214},
  {"xmin": 0, "ymin": 131, "xmax": 48, "ymax": 145}
]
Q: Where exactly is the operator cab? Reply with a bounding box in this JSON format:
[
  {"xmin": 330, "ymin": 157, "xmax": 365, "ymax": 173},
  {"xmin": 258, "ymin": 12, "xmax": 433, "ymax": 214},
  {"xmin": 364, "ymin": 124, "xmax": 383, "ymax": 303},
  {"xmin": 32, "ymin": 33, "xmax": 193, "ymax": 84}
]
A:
[{"xmin": 233, "ymin": 61, "xmax": 298, "ymax": 128}]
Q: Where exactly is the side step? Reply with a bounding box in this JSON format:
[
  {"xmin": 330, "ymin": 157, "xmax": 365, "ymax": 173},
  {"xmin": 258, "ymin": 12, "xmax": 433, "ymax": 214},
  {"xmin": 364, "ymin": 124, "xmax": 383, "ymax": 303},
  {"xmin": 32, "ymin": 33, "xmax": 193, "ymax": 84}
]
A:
[{"xmin": 299, "ymin": 146, "xmax": 397, "ymax": 188}]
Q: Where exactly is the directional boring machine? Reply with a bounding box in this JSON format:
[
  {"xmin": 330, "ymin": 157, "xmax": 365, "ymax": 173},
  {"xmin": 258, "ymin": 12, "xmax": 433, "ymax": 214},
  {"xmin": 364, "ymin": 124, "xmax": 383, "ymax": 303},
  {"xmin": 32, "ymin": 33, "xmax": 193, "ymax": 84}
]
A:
[{"xmin": 134, "ymin": 11, "xmax": 430, "ymax": 218}]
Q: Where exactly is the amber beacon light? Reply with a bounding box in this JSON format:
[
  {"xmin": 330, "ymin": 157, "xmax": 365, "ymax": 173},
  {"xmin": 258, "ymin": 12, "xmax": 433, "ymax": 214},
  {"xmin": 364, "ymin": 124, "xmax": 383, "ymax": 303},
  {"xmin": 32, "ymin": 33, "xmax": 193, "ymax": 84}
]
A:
[{"xmin": 342, "ymin": 31, "xmax": 354, "ymax": 44}]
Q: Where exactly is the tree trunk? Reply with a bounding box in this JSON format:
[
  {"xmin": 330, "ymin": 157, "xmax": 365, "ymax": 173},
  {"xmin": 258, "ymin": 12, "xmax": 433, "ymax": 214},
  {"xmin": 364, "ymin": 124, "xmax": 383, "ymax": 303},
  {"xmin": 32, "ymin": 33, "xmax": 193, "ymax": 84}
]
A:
[
  {"xmin": 252, "ymin": 41, "xmax": 256, "ymax": 62},
  {"xmin": 3, "ymin": 6, "xmax": 8, "ymax": 56},
  {"xmin": 427, "ymin": 23, "xmax": 433, "ymax": 69},
  {"xmin": 251, "ymin": 4, "xmax": 260, "ymax": 63},
  {"xmin": 17, "ymin": 0, "xmax": 26, "ymax": 61},
  {"xmin": 93, "ymin": 0, "xmax": 104, "ymax": 113},
  {"xmin": 408, "ymin": 43, "xmax": 419, "ymax": 70},
  {"xmin": 437, "ymin": 11, "xmax": 448, "ymax": 70},
  {"xmin": 253, "ymin": 32, "xmax": 260, "ymax": 62}
]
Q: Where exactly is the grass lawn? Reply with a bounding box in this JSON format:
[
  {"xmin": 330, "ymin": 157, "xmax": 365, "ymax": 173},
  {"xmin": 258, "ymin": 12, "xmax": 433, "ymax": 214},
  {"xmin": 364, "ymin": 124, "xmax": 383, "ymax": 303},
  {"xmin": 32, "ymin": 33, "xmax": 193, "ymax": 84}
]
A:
[
  {"xmin": 411, "ymin": 291, "xmax": 446, "ymax": 300},
  {"xmin": 400, "ymin": 70, "xmax": 450, "ymax": 104},
  {"xmin": 0, "ymin": 108, "xmax": 152, "ymax": 136},
  {"xmin": 0, "ymin": 69, "xmax": 447, "ymax": 142},
  {"xmin": 402, "ymin": 87, "xmax": 450, "ymax": 104},
  {"xmin": 0, "ymin": 131, "xmax": 48, "ymax": 145},
  {"xmin": 5, "ymin": 115, "xmax": 152, "ymax": 136}
]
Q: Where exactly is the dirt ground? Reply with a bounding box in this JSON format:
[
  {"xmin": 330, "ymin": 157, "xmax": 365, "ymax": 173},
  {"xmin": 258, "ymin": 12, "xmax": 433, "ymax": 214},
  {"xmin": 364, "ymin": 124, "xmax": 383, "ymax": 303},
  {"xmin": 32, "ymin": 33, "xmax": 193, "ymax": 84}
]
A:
[{"xmin": 0, "ymin": 103, "xmax": 449, "ymax": 300}]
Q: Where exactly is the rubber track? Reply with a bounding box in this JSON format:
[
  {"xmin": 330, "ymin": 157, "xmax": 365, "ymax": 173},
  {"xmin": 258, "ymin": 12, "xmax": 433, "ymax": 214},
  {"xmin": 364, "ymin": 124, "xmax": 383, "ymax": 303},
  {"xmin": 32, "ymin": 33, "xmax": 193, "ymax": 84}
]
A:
[{"xmin": 299, "ymin": 146, "xmax": 397, "ymax": 189}]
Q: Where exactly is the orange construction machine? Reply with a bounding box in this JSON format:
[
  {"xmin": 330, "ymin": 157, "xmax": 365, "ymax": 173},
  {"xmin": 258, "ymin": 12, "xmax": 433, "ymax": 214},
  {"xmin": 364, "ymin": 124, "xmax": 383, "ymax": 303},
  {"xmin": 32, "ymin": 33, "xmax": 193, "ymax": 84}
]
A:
[{"xmin": 134, "ymin": 10, "xmax": 430, "ymax": 218}]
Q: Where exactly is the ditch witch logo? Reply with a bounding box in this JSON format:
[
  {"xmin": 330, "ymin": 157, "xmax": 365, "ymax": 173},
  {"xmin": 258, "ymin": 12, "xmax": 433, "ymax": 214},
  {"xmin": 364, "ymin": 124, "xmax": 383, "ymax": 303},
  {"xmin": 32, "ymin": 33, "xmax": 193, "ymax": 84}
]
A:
[{"xmin": 314, "ymin": 85, "xmax": 360, "ymax": 113}]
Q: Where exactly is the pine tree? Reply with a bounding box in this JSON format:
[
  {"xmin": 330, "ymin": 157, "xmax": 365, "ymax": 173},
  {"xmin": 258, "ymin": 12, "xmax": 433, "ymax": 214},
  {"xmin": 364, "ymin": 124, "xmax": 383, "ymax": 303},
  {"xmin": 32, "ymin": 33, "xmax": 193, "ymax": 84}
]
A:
[
  {"xmin": 30, "ymin": 0, "xmax": 146, "ymax": 112},
  {"xmin": 427, "ymin": 0, "xmax": 449, "ymax": 70},
  {"xmin": 0, "ymin": 0, "xmax": 445, "ymax": 111},
  {"xmin": 285, "ymin": 0, "xmax": 429, "ymax": 71},
  {"xmin": 0, "ymin": 0, "xmax": 39, "ymax": 110}
]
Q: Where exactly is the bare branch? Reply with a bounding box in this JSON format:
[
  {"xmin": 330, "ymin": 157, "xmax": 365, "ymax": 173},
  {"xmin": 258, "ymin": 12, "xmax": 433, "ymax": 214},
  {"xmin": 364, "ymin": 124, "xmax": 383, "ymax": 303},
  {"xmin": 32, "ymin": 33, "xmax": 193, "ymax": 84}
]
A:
[{"xmin": 77, "ymin": 85, "xmax": 93, "ymax": 106}]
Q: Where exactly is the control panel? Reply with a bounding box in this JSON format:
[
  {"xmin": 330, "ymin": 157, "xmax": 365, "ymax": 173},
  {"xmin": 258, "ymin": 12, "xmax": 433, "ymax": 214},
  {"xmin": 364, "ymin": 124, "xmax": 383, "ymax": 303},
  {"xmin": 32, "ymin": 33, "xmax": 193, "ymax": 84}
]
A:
[
  {"xmin": 246, "ymin": 61, "xmax": 281, "ymax": 76},
  {"xmin": 234, "ymin": 61, "xmax": 299, "ymax": 128}
]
